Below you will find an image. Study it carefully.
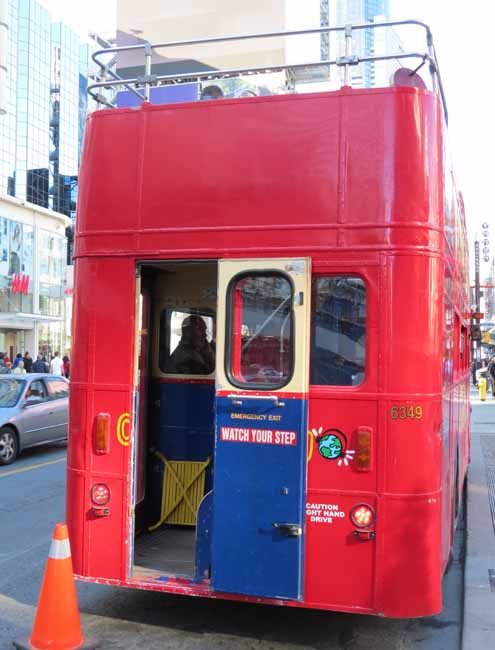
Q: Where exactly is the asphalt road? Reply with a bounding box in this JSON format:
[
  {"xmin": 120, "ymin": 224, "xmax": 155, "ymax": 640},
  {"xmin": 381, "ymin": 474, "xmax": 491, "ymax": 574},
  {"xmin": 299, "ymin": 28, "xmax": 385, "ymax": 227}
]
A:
[{"xmin": 0, "ymin": 444, "xmax": 463, "ymax": 650}]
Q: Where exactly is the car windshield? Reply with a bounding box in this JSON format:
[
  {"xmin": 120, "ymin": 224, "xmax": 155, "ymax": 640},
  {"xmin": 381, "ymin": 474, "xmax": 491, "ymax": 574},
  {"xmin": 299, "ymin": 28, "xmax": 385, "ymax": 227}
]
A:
[{"xmin": 0, "ymin": 378, "xmax": 24, "ymax": 407}]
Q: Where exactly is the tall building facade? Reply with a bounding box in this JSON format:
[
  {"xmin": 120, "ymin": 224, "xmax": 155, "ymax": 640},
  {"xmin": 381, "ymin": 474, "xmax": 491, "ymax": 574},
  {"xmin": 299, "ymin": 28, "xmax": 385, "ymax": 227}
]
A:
[
  {"xmin": 0, "ymin": 0, "xmax": 93, "ymax": 223},
  {"xmin": 0, "ymin": 0, "xmax": 95, "ymax": 359},
  {"xmin": 485, "ymin": 258, "xmax": 495, "ymax": 322},
  {"xmin": 331, "ymin": 0, "xmax": 393, "ymax": 88}
]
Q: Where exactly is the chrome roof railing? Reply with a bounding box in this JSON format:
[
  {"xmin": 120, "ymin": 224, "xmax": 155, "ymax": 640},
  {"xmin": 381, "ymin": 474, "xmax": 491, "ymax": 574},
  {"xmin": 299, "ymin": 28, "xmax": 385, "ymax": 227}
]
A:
[{"xmin": 88, "ymin": 20, "xmax": 448, "ymax": 123}]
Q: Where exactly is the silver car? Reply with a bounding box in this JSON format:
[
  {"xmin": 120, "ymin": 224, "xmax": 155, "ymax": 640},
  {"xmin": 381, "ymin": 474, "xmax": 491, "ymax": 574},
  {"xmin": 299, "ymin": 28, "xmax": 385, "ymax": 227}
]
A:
[{"xmin": 0, "ymin": 374, "xmax": 69, "ymax": 465}]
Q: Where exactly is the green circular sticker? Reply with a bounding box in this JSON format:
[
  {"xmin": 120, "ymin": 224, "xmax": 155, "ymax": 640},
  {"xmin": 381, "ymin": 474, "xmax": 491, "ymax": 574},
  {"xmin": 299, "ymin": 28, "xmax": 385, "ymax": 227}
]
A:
[{"xmin": 318, "ymin": 433, "xmax": 343, "ymax": 460}]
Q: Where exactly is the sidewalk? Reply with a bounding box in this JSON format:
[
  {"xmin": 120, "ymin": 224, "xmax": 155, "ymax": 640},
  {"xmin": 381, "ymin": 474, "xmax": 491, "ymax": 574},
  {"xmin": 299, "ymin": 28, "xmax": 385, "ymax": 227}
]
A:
[{"xmin": 462, "ymin": 387, "xmax": 495, "ymax": 649}]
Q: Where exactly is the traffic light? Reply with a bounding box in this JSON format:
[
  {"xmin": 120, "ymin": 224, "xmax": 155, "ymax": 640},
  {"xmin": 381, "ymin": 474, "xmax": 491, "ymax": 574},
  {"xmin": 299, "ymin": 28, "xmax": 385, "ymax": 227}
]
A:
[{"xmin": 471, "ymin": 324, "xmax": 482, "ymax": 341}]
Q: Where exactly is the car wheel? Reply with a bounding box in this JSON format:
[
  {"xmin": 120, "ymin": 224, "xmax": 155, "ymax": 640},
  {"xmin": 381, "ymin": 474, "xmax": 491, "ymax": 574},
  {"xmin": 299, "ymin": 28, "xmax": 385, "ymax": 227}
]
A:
[{"xmin": 0, "ymin": 427, "xmax": 19, "ymax": 465}]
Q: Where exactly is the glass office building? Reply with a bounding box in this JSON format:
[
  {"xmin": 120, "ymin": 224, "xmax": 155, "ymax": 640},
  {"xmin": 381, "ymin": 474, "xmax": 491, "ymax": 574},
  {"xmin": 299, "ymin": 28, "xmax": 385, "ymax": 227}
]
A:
[
  {"xmin": 0, "ymin": 0, "xmax": 96, "ymax": 359},
  {"xmin": 0, "ymin": 0, "xmax": 94, "ymax": 222},
  {"xmin": 333, "ymin": 0, "xmax": 392, "ymax": 88}
]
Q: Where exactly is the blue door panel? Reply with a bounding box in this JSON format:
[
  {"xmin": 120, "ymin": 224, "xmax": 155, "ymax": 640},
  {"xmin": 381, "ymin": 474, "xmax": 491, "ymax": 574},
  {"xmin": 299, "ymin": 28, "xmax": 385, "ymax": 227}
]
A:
[
  {"xmin": 211, "ymin": 396, "xmax": 307, "ymax": 600},
  {"xmin": 151, "ymin": 381, "xmax": 215, "ymax": 460}
]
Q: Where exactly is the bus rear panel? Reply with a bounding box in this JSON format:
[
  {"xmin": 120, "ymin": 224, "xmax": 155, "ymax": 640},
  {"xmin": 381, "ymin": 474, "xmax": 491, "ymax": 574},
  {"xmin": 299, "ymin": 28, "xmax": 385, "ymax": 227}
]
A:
[{"xmin": 67, "ymin": 83, "xmax": 470, "ymax": 618}]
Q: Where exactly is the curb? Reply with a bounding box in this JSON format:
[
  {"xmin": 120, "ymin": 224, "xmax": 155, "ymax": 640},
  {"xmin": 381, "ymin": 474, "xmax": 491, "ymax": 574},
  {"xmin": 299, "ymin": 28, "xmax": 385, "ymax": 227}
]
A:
[{"xmin": 462, "ymin": 399, "xmax": 495, "ymax": 649}]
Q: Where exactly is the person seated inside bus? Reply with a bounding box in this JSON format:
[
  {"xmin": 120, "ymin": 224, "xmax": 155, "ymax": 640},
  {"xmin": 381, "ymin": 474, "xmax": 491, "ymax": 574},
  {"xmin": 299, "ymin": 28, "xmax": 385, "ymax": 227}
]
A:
[
  {"xmin": 200, "ymin": 85, "xmax": 224, "ymax": 101},
  {"xmin": 166, "ymin": 315, "xmax": 215, "ymax": 375}
]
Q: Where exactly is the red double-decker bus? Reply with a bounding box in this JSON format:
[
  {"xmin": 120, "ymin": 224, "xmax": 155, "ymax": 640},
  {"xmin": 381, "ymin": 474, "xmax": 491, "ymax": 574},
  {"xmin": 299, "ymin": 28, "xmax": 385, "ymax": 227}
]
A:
[{"xmin": 67, "ymin": 21, "xmax": 470, "ymax": 618}]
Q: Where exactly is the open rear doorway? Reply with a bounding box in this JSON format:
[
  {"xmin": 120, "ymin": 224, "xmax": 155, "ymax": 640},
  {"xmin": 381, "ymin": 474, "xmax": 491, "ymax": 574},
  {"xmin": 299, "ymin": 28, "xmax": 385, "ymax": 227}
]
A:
[{"xmin": 131, "ymin": 260, "xmax": 217, "ymax": 580}]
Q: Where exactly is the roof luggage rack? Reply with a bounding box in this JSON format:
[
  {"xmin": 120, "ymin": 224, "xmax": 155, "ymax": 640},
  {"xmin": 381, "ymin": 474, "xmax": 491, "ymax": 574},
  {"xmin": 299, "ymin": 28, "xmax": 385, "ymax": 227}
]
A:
[{"xmin": 88, "ymin": 20, "xmax": 447, "ymax": 123}]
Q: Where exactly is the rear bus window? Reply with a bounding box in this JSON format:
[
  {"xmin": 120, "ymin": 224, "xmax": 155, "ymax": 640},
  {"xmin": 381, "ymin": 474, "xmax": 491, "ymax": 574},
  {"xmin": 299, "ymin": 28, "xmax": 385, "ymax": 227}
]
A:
[
  {"xmin": 310, "ymin": 277, "xmax": 366, "ymax": 386},
  {"xmin": 228, "ymin": 273, "xmax": 293, "ymax": 388}
]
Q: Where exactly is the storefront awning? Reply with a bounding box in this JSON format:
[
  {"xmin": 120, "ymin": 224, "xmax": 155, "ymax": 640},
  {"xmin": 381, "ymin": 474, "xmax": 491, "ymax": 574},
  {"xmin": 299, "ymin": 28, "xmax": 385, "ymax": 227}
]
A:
[{"xmin": 0, "ymin": 312, "xmax": 63, "ymax": 330}]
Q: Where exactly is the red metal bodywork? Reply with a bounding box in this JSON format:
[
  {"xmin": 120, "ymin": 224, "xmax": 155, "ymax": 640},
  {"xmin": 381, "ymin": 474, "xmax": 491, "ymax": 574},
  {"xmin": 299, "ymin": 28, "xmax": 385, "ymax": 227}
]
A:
[{"xmin": 68, "ymin": 86, "xmax": 470, "ymax": 617}]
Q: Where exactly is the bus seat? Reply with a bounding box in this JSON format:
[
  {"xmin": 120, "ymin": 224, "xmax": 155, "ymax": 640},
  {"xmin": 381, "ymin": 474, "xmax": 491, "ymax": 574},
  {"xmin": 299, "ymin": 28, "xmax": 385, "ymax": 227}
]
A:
[
  {"xmin": 240, "ymin": 336, "xmax": 290, "ymax": 382},
  {"xmin": 391, "ymin": 67, "xmax": 427, "ymax": 89}
]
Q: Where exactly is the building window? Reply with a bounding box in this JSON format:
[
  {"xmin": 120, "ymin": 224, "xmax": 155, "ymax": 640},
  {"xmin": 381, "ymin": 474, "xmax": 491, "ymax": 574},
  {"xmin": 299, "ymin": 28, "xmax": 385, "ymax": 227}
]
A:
[
  {"xmin": 0, "ymin": 217, "xmax": 34, "ymax": 314},
  {"xmin": 38, "ymin": 321, "xmax": 63, "ymax": 359},
  {"xmin": 38, "ymin": 229, "xmax": 66, "ymax": 316}
]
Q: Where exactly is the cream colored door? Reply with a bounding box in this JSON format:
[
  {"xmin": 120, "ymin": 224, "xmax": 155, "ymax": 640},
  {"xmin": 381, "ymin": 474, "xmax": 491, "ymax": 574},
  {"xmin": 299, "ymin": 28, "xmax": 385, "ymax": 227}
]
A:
[{"xmin": 212, "ymin": 258, "xmax": 311, "ymax": 600}]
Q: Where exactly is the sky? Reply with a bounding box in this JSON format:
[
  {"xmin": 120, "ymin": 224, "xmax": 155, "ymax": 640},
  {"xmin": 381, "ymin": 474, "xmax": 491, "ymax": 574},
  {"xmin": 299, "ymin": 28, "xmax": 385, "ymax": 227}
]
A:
[
  {"xmin": 388, "ymin": 1, "xmax": 495, "ymax": 275},
  {"xmin": 38, "ymin": 0, "xmax": 116, "ymax": 37},
  {"xmin": 38, "ymin": 0, "xmax": 493, "ymax": 273}
]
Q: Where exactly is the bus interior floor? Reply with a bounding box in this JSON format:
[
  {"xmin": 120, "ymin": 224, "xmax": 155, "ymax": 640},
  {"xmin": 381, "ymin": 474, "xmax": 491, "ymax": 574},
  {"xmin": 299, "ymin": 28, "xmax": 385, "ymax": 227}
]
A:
[{"xmin": 133, "ymin": 527, "xmax": 196, "ymax": 577}]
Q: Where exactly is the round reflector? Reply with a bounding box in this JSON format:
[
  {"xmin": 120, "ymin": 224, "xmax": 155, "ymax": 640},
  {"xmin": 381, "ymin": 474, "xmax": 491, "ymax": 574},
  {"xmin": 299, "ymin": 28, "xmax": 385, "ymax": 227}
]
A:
[
  {"xmin": 91, "ymin": 483, "xmax": 111, "ymax": 505},
  {"xmin": 350, "ymin": 504, "xmax": 375, "ymax": 528}
]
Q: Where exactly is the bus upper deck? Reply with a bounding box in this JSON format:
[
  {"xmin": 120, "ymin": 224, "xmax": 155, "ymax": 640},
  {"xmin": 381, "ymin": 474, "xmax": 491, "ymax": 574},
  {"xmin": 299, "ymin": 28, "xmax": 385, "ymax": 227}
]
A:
[{"xmin": 68, "ymin": 20, "xmax": 470, "ymax": 619}]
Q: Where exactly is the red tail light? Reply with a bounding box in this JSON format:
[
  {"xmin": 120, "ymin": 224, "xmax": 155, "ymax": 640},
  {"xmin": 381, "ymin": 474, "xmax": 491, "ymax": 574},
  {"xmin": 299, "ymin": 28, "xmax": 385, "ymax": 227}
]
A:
[
  {"xmin": 95, "ymin": 413, "xmax": 110, "ymax": 454},
  {"xmin": 356, "ymin": 426, "xmax": 373, "ymax": 472},
  {"xmin": 91, "ymin": 483, "xmax": 111, "ymax": 505},
  {"xmin": 350, "ymin": 503, "xmax": 375, "ymax": 528}
]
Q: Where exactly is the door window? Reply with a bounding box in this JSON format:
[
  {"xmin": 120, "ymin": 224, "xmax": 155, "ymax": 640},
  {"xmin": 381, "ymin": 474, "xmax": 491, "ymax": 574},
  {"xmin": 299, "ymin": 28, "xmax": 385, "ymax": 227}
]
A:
[
  {"xmin": 310, "ymin": 277, "xmax": 366, "ymax": 386},
  {"xmin": 26, "ymin": 379, "xmax": 48, "ymax": 400},
  {"xmin": 227, "ymin": 272, "xmax": 293, "ymax": 388},
  {"xmin": 46, "ymin": 379, "xmax": 69, "ymax": 399}
]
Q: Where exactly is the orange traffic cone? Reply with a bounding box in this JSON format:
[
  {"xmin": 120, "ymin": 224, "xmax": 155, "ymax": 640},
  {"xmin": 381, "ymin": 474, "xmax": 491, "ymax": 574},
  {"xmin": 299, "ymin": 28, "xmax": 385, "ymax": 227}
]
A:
[{"xmin": 14, "ymin": 523, "xmax": 95, "ymax": 650}]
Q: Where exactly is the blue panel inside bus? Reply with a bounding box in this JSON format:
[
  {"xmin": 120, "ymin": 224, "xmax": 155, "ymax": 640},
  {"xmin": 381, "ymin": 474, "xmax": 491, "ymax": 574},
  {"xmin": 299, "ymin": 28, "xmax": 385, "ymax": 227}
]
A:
[
  {"xmin": 151, "ymin": 381, "xmax": 215, "ymax": 491},
  {"xmin": 211, "ymin": 396, "xmax": 307, "ymax": 600}
]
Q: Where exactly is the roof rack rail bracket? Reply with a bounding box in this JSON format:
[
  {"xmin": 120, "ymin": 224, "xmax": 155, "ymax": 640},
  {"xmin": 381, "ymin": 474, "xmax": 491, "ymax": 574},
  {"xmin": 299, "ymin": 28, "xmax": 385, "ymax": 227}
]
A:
[
  {"xmin": 136, "ymin": 74, "xmax": 159, "ymax": 86},
  {"xmin": 336, "ymin": 55, "xmax": 359, "ymax": 66}
]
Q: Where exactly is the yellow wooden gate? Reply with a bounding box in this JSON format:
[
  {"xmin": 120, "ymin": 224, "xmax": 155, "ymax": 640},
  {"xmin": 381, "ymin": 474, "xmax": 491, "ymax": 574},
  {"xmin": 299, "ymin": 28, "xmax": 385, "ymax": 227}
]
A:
[{"xmin": 148, "ymin": 451, "xmax": 211, "ymax": 530}]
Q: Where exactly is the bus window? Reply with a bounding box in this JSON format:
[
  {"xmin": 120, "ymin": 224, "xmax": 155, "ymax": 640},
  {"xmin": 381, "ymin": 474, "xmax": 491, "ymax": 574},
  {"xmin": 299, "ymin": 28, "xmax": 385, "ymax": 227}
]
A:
[
  {"xmin": 460, "ymin": 324, "xmax": 467, "ymax": 369},
  {"xmin": 160, "ymin": 308, "xmax": 215, "ymax": 375},
  {"xmin": 228, "ymin": 273, "xmax": 293, "ymax": 388},
  {"xmin": 310, "ymin": 277, "xmax": 366, "ymax": 386}
]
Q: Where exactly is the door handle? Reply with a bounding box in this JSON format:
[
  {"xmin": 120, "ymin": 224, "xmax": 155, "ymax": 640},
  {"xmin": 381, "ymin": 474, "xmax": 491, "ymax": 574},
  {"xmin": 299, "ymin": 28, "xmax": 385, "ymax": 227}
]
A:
[
  {"xmin": 273, "ymin": 523, "xmax": 302, "ymax": 537},
  {"xmin": 227, "ymin": 394, "xmax": 285, "ymax": 407}
]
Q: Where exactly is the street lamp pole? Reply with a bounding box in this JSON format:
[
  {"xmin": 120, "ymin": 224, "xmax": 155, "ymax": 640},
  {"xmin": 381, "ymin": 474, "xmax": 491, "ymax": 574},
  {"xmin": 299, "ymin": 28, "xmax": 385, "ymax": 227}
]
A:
[{"xmin": 472, "ymin": 240, "xmax": 481, "ymax": 382}]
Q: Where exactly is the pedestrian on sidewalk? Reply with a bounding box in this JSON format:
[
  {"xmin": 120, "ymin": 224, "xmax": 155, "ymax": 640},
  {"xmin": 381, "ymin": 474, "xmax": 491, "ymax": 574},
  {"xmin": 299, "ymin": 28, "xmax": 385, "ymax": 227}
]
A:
[
  {"xmin": 13, "ymin": 360, "xmax": 26, "ymax": 375},
  {"xmin": 12, "ymin": 353, "xmax": 22, "ymax": 369},
  {"xmin": 49, "ymin": 351, "xmax": 64, "ymax": 376},
  {"xmin": 0, "ymin": 359, "xmax": 10, "ymax": 374},
  {"xmin": 32, "ymin": 354, "xmax": 47, "ymax": 373},
  {"xmin": 23, "ymin": 351, "xmax": 33, "ymax": 373},
  {"xmin": 487, "ymin": 356, "xmax": 495, "ymax": 397},
  {"xmin": 62, "ymin": 355, "xmax": 70, "ymax": 379}
]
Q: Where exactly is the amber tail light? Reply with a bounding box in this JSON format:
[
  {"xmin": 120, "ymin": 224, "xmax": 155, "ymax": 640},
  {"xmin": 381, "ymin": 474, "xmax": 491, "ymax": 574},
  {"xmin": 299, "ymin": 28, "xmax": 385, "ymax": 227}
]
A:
[
  {"xmin": 95, "ymin": 413, "xmax": 111, "ymax": 454},
  {"xmin": 356, "ymin": 426, "xmax": 373, "ymax": 472}
]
